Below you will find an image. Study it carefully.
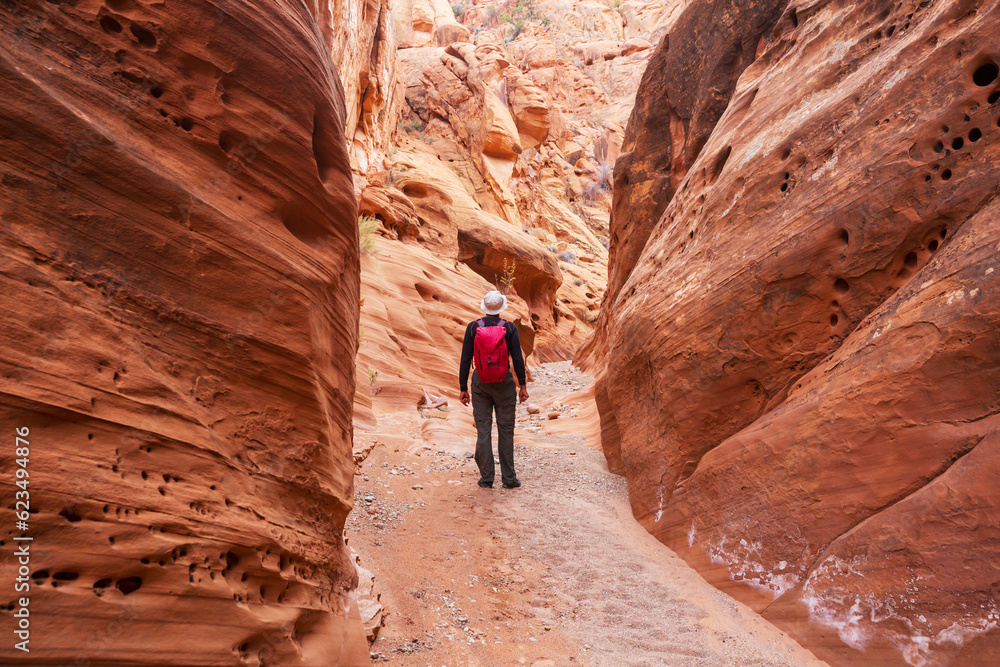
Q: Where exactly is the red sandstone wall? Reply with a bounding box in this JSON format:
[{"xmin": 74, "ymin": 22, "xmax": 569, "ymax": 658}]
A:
[
  {"xmin": 0, "ymin": 1, "xmax": 368, "ymax": 663},
  {"xmin": 589, "ymin": 0, "xmax": 1000, "ymax": 663}
]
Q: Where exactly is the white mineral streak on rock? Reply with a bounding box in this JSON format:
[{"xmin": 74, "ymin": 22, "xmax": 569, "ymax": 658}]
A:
[
  {"xmin": 802, "ymin": 555, "xmax": 1000, "ymax": 665},
  {"xmin": 703, "ymin": 531, "xmax": 802, "ymax": 598},
  {"xmin": 654, "ymin": 485, "xmax": 666, "ymax": 522}
]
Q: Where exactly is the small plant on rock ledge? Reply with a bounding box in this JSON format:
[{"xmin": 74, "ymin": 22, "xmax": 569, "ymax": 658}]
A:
[
  {"xmin": 596, "ymin": 161, "xmax": 614, "ymax": 190},
  {"xmin": 367, "ymin": 365, "xmax": 381, "ymax": 395},
  {"xmin": 398, "ymin": 117, "xmax": 426, "ymax": 135},
  {"xmin": 558, "ymin": 250, "xmax": 578, "ymax": 264},
  {"xmin": 359, "ymin": 214, "xmax": 379, "ymax": 254},
  {"xmin": 496, "ymin": 258, "xmax": 517, "ymax": 295},
  {"xmin": 496, "ymin": 0, "xmax": 537, "ymax": 34},
  {"xmin": 582, "ymin": 182, "xmax": 604, "ymax": 201}
]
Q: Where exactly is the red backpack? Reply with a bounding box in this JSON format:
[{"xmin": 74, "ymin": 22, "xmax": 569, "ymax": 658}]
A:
[{"xmin": 474, "ymin": 319, "xmax": 510, "ymax": 383}]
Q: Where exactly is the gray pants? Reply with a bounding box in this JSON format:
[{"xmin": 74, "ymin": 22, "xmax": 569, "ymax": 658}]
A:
[{"xmin": 471, "ymin": 369, "xmax": 517, "ymax": 485}]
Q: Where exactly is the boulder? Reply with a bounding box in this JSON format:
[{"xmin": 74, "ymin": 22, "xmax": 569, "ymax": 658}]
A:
[
  {"xmin": 522, "ymin": 39, "xmax": 561, "ymax": 69},
  {"xmin": 431, "ymin": 0, "xmax": 471, "ymax": 46},
  {"xmin": 359, "ymin": 182, "xmax": 422, "ymax": 240},
  {"xmin": 384, "ymin": 151, "xmax": 562, "ymax": 334},
  {"xmin": 621, "ymin": 37, "xmax": 653, "ymax": 56},
  {"xmin": 570, "ymin": 40, "xmax": 623, "ymax": 65},
  {"xmin": 507, "ymin": 70, "xmax": 551, "ymax": 147}
]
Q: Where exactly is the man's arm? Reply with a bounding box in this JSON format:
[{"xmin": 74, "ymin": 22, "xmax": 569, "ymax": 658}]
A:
[
  {"xmin": 506, "ymin": 323, "xmax": 527, "ymax": 386},
  {"xmin": 459, "ymin": 321, "xmax": 475, "ymax": 392}
]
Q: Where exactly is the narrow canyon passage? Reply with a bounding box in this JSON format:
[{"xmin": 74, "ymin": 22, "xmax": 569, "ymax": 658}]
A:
[
  {"xmin": 350, "ymin": 363, "xmax": 824, "ymax": 666},
  {"xmin": 5, "ymin": 0, "xmax": 999, "ymax": 663}
]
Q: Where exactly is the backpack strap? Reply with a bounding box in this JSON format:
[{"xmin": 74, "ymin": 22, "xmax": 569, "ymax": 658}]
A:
[{"xmin": 476, "ymin": 318, "xmax": 485, "ymax": 328}]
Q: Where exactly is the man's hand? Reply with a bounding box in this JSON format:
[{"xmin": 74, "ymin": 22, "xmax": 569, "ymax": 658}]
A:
[
  {"xmin": 518, "ymin": 386, "xmax": 529, "ymax": 403},
  {"xmin": 460, "ymin": 391, "xmax": 470, "ymax": 406}
]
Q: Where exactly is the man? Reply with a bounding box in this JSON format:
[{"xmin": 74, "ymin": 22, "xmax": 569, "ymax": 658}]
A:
[{"xmin": 459, "ymin": 290, "xmax": 529, "ymax": 489}]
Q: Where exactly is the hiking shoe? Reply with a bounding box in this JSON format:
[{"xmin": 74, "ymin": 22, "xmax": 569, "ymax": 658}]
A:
[
  {"xmin": 502, "ymin": 479, "xmax": 521, "ymax": 489},
  {"xmin": 477, "ymin": 479, "xmax": 493, "ymax": 488}
]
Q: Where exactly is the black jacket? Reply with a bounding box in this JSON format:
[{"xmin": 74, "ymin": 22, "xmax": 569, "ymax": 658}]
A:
[{"xmin": 459, "ymin": 316, "xmax": 527, "ymax": 391}]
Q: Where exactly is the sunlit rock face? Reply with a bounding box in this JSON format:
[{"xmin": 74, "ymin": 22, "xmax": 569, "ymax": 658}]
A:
[
  {"xmin": 310, "ymin": 0, "xmax": 400, "ymax": 174},
  {"xmin": 587, "ymin": 0, "xmax": 1000, "ymax": 664},
  {"xmin": 0, "ymin": 1, "xmax": 367, "ymax": 664}
]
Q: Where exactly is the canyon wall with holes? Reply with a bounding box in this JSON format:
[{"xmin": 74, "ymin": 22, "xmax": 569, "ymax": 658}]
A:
[
  {"xmin": 584, "ymin": 0, "xmax": 1000, "ymax": 664},
  {"xmin": 0, "ymin": 1, "xmax": 368, "ymax": 664}
]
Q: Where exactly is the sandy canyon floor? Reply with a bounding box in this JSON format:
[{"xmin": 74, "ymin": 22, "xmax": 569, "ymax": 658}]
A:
[{"xmin": 348, "ymin": 363, "xmax": 827, "ymax": 666}]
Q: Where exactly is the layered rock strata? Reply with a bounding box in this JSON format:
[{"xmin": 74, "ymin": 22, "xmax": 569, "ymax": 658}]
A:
[
  {"xmin": 311, "ymin": 0, "xmax": 400, "ymax": 173},
  {"xmin": 588, "ymin": 0, "xmax": 1000, "ymax": 664},
  {"xmin": 0, "ymin": 1, "xmax": 367, "ymax": 664},
  {"xmin": 359, "ymin": 0, "xmax": 700, "ymax": 378},
  {"xmin": 578, "ymin": 0, "xmax": 787, "ymax": 365}
]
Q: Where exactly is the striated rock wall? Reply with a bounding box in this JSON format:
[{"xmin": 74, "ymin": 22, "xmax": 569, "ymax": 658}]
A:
[
  {"xmin": 308, "ymin": 0, "xmax": 401, "ymax": 174},
  {"xmin": 578, "ymin": 0, "xmax": 786, "ymax": 368},
  {"xmin": 589, "ymin": 0, "xmax": 1000, "ymax": 664},
  {"xmin": 0, "ymin": 1, "xmax": 367, "ymax": 664}
]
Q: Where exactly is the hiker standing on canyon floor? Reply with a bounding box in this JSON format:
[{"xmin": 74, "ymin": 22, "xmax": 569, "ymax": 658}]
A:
[{"xmin": 459, "ymin": 290, "xmax": 529, "ymax": 489}]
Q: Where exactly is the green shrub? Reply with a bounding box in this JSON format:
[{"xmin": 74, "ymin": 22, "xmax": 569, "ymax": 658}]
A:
[
  {"xmin": 359, "ymin": 214, "xmax": 379, "ymax": 254},
  {"xmin": 398, "ymin": 117, "xmax": 427, "ymax": 134}
]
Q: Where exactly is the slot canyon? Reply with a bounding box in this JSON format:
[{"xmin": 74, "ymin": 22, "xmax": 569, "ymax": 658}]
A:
[{"xmin": 0, "ymin": 0, "xmax": 998, "ymax": 665}]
